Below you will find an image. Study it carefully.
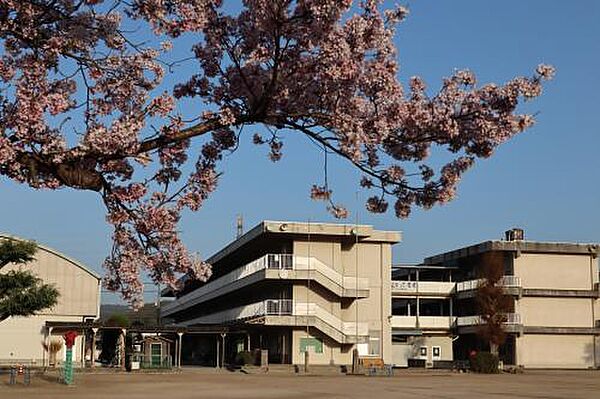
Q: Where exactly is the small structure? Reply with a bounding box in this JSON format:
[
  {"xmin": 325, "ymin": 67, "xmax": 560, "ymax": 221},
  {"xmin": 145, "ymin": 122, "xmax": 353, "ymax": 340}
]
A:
[{"xmin": 135, "ymin": 336, "xmax": 173, "ymax": 369}]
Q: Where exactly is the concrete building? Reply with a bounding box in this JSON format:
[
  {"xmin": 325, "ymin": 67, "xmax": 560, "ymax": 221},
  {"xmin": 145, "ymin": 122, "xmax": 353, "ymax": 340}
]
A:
[
  {"xmin": 161, "ymin": 220, "xmax": 401, "ymax": 366},
  {"xmin": 161, "ymin": 222, "xmax": 599, "ymax": 369},
  {"xmin": 0, "ymin": 234, "xmax": 101, "ymax": 366},
  {"xmin": 392, "ymin": 229, "xmax": 600, "ymax": 369}
]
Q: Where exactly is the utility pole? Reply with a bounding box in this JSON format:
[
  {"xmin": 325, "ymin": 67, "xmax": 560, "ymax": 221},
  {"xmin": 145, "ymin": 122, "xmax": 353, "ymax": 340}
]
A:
[
  {"xmin": 236, "ymin": 214, "xmax": 244, "ymax": 239},
  {"xmin": 156, "ymin": 282, "xmax": 161, "ymax": 327}
]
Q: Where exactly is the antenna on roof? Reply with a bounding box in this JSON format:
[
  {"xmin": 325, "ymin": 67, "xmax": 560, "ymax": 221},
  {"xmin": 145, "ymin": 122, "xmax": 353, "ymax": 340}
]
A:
[{"xmin": 236, "ymin": 214, "xmax": 244, "ymax": 239}]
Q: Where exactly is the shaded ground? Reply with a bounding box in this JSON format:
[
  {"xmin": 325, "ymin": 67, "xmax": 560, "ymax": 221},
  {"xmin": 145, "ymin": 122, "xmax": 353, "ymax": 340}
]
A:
[{"xmin": 1, "ymin": 369, "xmax": 599, "ymax": 399}]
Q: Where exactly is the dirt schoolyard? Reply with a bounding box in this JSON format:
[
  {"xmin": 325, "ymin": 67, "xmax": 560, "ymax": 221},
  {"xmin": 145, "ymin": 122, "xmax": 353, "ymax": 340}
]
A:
[{"xmin": 1, "ymin": 369, "xmax": 599, "ymax": 399}]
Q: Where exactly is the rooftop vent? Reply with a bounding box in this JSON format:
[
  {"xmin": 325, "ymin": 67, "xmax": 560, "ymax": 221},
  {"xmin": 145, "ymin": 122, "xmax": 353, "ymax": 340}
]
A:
[{"xmin": 505, "ymin": 228, "xmax": 524, "ymax": 241}]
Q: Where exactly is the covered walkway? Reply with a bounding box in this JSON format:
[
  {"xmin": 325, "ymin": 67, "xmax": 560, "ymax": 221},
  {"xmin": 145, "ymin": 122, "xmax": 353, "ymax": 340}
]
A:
[{"xmin": 44, "ymin": 321, "xmax": 248, "ymax": 369}]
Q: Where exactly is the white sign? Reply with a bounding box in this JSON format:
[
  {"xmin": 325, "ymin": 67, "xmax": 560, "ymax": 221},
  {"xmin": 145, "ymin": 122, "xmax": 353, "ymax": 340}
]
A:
[{"xmin": 391, "ymin": 281, "xmax": 417, "ymax": 291}]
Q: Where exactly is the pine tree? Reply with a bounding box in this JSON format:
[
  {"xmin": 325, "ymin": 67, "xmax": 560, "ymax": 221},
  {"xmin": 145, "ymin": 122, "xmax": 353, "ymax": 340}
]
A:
[{"xmin": 0, "ymin": 239, "xmax": 60, "ymax": 322}]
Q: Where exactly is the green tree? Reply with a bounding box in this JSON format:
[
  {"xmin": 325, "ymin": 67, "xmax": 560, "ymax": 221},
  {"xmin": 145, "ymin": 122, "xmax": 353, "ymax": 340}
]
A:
[{"xmin": 0, "ymin": 238, "xmax": 60, "ymax": 322}]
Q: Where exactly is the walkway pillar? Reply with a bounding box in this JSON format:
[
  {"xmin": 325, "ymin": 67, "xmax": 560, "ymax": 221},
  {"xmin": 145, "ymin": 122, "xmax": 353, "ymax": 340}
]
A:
[
  {"xmin": 177, "ymin": 332, "xmax": 183, "ymax": 368},
  {"xmin": 216, "ymin": 336, "xmax": 220, "ymax": 369},
  {"xmin": 46, "ymin": 327, "xmax": 54, "ymax": 367},
  {"xmin": 120, "ymin": 329, "xmax": 127, "ymax": 370},
  {"xmin": 81, "ymin": 330, "xmax": 86, "ymax": 368},
  {"xmin": 220, "ymin": 333, "xmax": 227, "ymax": 368},
  {"xmin": 91, "ymin": 328, "xmax": 98, "ymax": 368}
]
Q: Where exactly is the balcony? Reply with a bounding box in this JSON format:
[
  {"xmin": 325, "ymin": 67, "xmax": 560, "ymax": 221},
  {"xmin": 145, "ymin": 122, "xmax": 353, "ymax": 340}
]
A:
[
  {"xmin": 455, "ymin": 313, "xmax": 522, "ymax": 334},
  {"xmin": 498, "ymin": 276, "xmax": 522, "ymax": 287},
  {"xmin": 456, "ymin": 313, "xmax": 521, "ymax": 326},
  {"xmin": 391, "ymin": 316, "xmax": 455, "ymax": 330},
  {"xmin": 391, "ymin": 280, "xmax": 455, "ymax": 296},
  {"xmin": 455, "ymin": 276, "xmax": 522, "ymax": 298},
  {"xmin": 162, "ymin": 254, "xmax": 369, "ymax": 317},
  {"xmin": 178, "ymin": 299, "xmax": 368, "ymax": 344}
]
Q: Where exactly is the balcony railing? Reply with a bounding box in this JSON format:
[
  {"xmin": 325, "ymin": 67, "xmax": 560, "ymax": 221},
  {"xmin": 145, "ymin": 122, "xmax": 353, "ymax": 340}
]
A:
[
  {"xmin": 456, "ymin": 276, "xmax": 521, "ymax": 292},
  {"xmin": 456, "ymin": 313, "xmax": 521, "ymax": 327},
  {"xmin": 264, "ymin": 299, "xmax": 293, "ymax": 315},
  {"xmin": 179, "ymin": 299, "xmax": 368, "ymax": 337},
  {"xmin": 456, "ymin": 279, "xmax": 484, "ymax": 292},
  {"xmin": 162, "ymin": 254, "xmax": 368, "ymax": 316},
  {"xmin": 391, "ymin": 316, "xmax": 456, "ymax": 329},
  {"xmin": 391, "ymin": 280, "xmax": 455, "ymax": 295},
  {"xmin": 498, "ymin": 275, "xmax": 521, "ymax": 287}
]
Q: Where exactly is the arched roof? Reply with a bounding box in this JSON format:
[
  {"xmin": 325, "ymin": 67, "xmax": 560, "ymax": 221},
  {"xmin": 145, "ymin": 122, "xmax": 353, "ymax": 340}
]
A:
[{"xmin": 0, "ymin": 233, "xmax": 100, "ymax": 279}]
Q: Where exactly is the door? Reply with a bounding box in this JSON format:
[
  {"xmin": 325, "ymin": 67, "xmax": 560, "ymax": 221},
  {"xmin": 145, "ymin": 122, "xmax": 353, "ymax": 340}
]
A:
[{"xmin": 151, "ymin": 343, "xmax": 162, "ymax": 367}]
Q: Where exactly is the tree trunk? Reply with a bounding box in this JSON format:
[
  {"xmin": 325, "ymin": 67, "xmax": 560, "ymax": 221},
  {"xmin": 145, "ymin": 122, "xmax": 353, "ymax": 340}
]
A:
[{"xmin": 490, "ymin": 342, "xmax": 499, "ymax": 356}]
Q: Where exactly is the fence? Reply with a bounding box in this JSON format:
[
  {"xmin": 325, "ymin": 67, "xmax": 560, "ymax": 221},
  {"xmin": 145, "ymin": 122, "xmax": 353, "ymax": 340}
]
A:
[{"xmin": 130, "ymin": 354, "xmax": 173, "ymax": 369}]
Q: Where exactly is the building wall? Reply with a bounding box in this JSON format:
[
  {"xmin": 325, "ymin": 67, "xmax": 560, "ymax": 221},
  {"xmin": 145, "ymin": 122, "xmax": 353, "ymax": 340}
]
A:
[
  {"xmin": 0, "ymin": 315, "xmax": 88, "ymax": 364},
  {"xmin": 408, "ymin": 335, "xmax": 453, "ymax": 362},
  {"xmin": 517, "ymin": 297, "xmax": 595, "ymax": 328},
  {"xmin": 517, "ymin": 334, "xmax": 597, "ymax": 369},
  {"xmin": 0, "ymin": 240, "xmax": 100, "ymax": 363},
  {"xmin": 294, "ymin": 240, "xmax": 343, "ymax": 274},
  {"xmin": 2, "ymin": 248, "xmax": 100, "ymax": 316},
  {"xmin": 514, "ymin": 253, "xmax": 595, "ymax": 290},
  {"xmin": 511, "ymin": 252, "xmax": 599, "ymax": 368},
  {"xmin": 392, "ymin": 335, "xmax": 453, "ymax": 367},
  {"xmin": 292, "ymin": 239, "xmax": 393, "ymax": 364},
  {"xmin": 340, "ymin": 242, "xmax": 392, "ymax": 363},
  {"xmin": 290, "ymin": 329, "xmax": 351, "ymax": 365}
]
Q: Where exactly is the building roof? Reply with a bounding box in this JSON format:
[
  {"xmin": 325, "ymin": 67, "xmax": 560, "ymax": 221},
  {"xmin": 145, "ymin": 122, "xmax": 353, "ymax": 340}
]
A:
[
  {"xmin": 425, "ymin": 240, "xmax": 600, "ymax": 265},
  {"xmin": 0, "ymin": 233, "xmax": 100, "ymax": 279},
  {"xmin": 163, "ymin": 220, "xmax": 401, "ymax": 296},
  {"xmin": 207, "ymin": 220, "xmax": 402, "ymax": 266}
]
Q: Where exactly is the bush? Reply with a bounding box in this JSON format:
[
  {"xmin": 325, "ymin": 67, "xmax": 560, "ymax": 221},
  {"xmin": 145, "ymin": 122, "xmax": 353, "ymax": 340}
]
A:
[
  {"xmin": 234, "ymin": 351, "xmax": 256, "ymax": 366},
  {"xmin": 469, "ymin": 352, "xmax": 499, "ymax": 374}
]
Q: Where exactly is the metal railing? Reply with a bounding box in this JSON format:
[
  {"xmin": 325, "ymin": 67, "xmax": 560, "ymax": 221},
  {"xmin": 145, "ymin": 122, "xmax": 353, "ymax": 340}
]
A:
[
  {"xmin": 456, "ymin": 313, "xmax": 521, "ymax": 327},
  {"xmin": 265, "ymin": 254, "xmax": 294, "ymax": 270},
  {"xmin": 180, "ymin": 299, "xmax": 368, "ymax": 337},
  {"xmin": 264, "ymin": 299, "xmax": 293, "ymax": 315},
  {"xmin": 498, "ymin": 275, "xmax": 521, "ymax": 287},
  {"xmin": 162, "ymin": 253, "xmax": 368, "ymax": 315},
  {"xmin": 130, "ymin": 354, "xmax": 173, "ymax": 369},
  {"xmin": 391, "ymin": 280, "xmax": 455, "ymax": 294},
  {"xmin": 455, "ymin": 279, "xmax": 484, "ymax": 292},
  {"xmin": 455, "ymin": 276, "xmax": 521, "ymax": 292}
]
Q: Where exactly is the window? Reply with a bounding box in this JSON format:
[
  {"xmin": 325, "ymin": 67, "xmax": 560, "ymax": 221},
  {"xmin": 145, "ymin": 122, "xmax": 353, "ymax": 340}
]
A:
[
  {"xmin": 300, "ymin": 337, "xmax": 323, "ymax": 354},
  {"xmin": 432, "ymin": 346, "xmax": 441, "ymax": 359},
  {"xmin": 392, "ymin": 335, "xmax": 408, "ymax": 343},
  {"xmin": 419, "ymin": 299, "xmax": 450, "ymax": 316},
  {"xmin": 419, "ymin": 346, "xmax": 427, "ymax": 358},
  {"xmin": 392, "ymin": 298, "xmax": 417, "ymax": 316}
]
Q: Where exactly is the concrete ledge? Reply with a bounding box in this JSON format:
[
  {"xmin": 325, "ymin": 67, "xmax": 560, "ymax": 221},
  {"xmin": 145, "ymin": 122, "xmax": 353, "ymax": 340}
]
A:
[
  {"xmin": 522, "ymin": 289, "xmax": 599, "ymax": 298},
  {"xmin": 455, "ymin": 287, "xmax": 521, "ymax": 300},
  {"xmin": 456, "ymin": 324, "xmax": 523, "ymax": 335},
  {"xmin": 523, "ymin": 326, "xmax": 600, "ymax": 335},
  {"xmin": 426, "ymin": 240, "xmax": 599, "ymax": 264}
]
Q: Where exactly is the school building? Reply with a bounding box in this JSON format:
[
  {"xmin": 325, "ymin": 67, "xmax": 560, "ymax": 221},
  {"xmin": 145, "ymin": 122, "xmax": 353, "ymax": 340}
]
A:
[{"xmin": 161, "ymin": 222, "xmax": 600, "ymax": 369}]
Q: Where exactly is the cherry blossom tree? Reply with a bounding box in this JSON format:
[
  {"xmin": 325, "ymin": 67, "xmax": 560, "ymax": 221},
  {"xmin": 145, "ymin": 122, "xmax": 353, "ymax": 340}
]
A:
[{"xmin": 0, "ymin": 0, "xmax": 554, "ymax": 306}]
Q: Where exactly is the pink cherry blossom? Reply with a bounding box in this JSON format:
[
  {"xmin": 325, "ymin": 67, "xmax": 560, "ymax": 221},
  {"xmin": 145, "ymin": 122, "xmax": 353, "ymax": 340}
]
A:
[{"xmin": 0, "ymin": 0, "xmax": 554, "ymax": 306}]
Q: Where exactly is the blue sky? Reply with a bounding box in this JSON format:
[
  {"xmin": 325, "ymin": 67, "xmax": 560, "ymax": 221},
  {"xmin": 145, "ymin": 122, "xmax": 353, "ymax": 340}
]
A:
[{"xmin": 1, "ymin": 1, "xmax": 599, "ymax": 303}]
